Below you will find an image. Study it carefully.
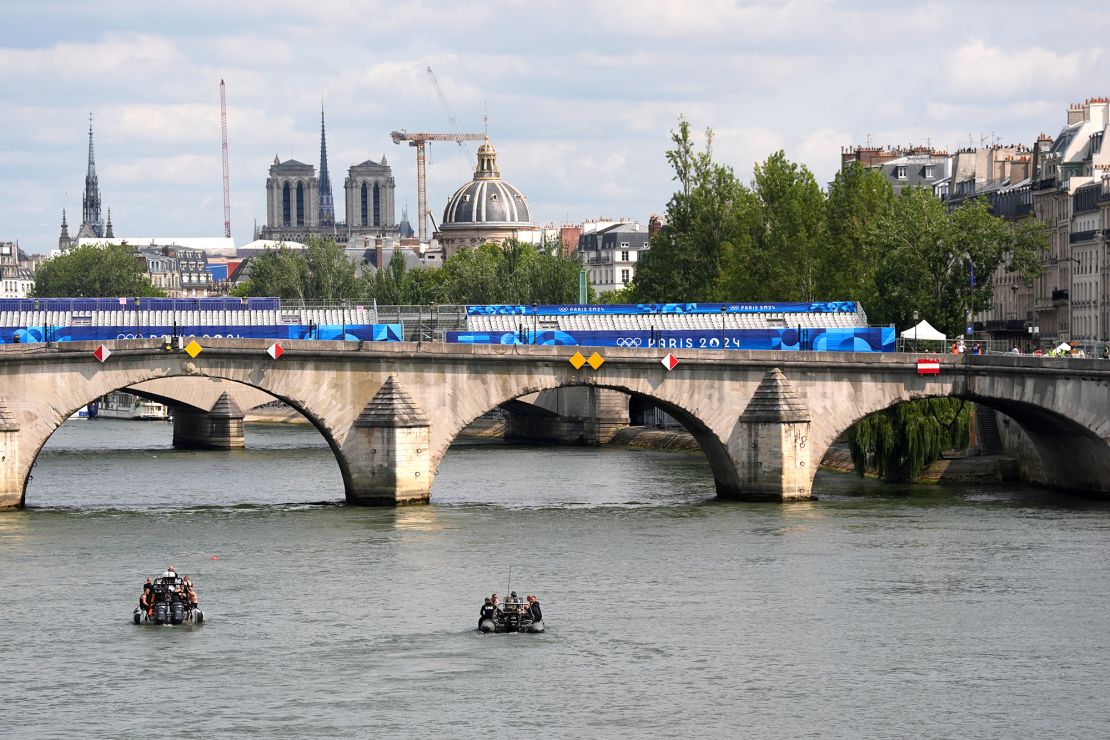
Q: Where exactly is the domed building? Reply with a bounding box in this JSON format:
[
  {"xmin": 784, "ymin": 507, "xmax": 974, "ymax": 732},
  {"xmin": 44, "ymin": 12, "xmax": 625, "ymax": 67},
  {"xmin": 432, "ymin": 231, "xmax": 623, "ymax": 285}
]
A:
[{"xmin": 435, "ymin": 137, "xmax": 536, "ymax": 257}]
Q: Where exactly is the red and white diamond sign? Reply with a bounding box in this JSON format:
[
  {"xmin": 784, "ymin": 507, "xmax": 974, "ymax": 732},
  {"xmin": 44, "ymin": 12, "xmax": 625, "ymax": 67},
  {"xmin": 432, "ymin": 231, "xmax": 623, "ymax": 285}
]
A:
[
  {"xmin": 93, "ymin": 345, "xmax": 112, "ymax": 363},
  {"xmin": 266, "ymin": 343, "xmax": 284, "ymax": 360},
  {"xmin": 661, "ymin": 353, "xmax": 679, "ymax": 371}
]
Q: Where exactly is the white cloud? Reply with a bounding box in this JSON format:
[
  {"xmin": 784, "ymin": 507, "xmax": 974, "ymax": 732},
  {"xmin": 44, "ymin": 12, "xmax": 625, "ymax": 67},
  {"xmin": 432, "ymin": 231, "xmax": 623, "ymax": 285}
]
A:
[{"xmin": 943, "ymin": 39, "xmax": 1103, "ymax": 98}]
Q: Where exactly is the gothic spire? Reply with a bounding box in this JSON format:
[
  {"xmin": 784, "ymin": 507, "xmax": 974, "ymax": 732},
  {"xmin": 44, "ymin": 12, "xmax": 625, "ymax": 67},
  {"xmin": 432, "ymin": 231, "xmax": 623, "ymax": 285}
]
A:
[
  {"xmin": 105, "ymin": 207, "xmax": 114, "ymax": 238},
  {"xmin": 82, "ymin": 113, "xmax": 103, "ymax": 237},
  {"xmin": 318, "ymin": 101, "xmax": 334, "ymax": 226},
  {"xmin": 58, "ymin": 208, "xmax": 71, "ymax": 250}
]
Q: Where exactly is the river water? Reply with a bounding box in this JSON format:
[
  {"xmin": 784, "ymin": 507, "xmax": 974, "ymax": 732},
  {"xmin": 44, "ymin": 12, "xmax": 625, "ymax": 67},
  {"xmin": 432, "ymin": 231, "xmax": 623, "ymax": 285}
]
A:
[{"xmin": 2, "ymin": 420, "xmax": 1109, "ymax": 738}]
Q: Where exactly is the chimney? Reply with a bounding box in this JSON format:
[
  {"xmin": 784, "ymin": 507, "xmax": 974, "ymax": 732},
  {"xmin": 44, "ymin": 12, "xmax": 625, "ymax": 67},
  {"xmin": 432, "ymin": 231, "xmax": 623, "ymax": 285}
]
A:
[{"xmin": 1067, "ymin": 102, "xmax": 1086, "ymax": 126}]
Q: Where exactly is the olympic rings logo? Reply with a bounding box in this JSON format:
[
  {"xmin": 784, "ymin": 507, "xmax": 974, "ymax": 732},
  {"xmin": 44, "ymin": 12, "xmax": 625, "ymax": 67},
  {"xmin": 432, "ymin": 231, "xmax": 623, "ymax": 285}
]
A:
[{"xmin": 615, "ymin": 337, "xmax": 643, "ymax": 347}]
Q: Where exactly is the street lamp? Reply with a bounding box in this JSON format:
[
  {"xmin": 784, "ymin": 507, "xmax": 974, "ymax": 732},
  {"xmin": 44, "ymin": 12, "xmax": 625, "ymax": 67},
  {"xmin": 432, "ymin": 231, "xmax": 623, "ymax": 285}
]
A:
[
  {"xmin": 912, "ymin": 310, "xmax": 919, "ymax": 350},
  {"xmin": 531, "ymin": 303, "xmax": 538, "ymax": 345},
  {"xmin": 720, "ymin": 305, "xmax": 727, "ymax": 349}
]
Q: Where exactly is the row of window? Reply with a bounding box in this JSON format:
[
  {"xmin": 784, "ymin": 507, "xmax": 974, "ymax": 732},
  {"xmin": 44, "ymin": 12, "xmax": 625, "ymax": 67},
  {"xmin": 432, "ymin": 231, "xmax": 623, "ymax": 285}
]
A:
[{"xmin": 895, "ymin": 165, "xmax": 937, "ymax": 180}]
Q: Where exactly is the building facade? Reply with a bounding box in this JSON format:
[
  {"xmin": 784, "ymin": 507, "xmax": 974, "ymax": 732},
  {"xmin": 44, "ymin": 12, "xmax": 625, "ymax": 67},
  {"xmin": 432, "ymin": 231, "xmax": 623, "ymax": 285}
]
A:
[
  {"xmin": 257, "ymin": 108, "xmax": 398, "ymax": 245},
  {"xmin": 577, "ymin": 221, "xmax": 650, "ymax": 294},
  {"xmin": 0, "ymin": 242, "xmax": 34, "ymax": 298},
  {"xmin": 434, "ymin": 138, "xmax": 536, "ymax": 257},
  {"xmin": 135, "ymin": 245, "xmax": 214, "ymax": 298},
  {"xmin": 841, "ymin": 145, "xmax": 951, "ymax": 194}
]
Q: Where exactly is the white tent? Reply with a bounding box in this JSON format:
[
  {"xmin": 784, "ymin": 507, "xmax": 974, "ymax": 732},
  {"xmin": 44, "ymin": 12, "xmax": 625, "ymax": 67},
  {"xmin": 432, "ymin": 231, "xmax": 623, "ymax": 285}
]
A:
[
  {"xmin": 900, "ymin": 320, "xmax": 947, "ymax": 342},
  {"xmin": 1055, "ymin": 342, "xmax": 1072, "ymax": 352}
]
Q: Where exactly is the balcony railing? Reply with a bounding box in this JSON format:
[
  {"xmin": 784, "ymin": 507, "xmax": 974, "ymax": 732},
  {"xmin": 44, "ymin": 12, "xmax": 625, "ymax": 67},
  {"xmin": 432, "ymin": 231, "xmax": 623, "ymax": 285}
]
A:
[{"xmin": 1070, "ymin": 230, "xmax": 1099, "ymax": 243}]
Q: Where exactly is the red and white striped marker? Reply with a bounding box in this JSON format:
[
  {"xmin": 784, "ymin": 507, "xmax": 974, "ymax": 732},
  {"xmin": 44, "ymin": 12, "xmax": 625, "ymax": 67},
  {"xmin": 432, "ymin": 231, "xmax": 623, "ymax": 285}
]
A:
[
  {"xmin": 266, "ymin": 343, "xmax": 284, "ymax": 360},
  {"xmin": 917, "ymin": 358, "xmax": 941, "ymax": 375},
  {"xmin": 661, "ymin": 353, "xmax": 680, "ymax": 371},
  {"xmin": 93, "ymin": 345, "xmax": 112, "ymax": 363}
]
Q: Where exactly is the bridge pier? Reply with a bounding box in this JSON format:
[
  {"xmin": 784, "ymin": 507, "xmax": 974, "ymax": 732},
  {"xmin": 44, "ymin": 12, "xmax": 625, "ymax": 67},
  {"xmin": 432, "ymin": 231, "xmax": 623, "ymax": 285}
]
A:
[
  {"xmin": 505, "ymin": 387, "xmax": 629, "ymax": 445},
  {"xmin": 172, "ymin": 392, "xmax": 246, "ymax": 450},
  {"xmin": 343, "ymin": 377, "xmax": 432, "ymax": 505},
  {"xmin": 0, "ymin": 401, "xmax": 20, "ymax": 509},
  {"xmin": 726, "ymin": 368, "xmax": 813, "ymax": 501}
]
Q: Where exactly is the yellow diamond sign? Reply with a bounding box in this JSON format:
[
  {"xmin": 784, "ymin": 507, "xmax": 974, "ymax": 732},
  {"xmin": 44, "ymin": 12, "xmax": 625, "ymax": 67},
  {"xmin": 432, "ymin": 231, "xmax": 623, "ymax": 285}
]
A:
[
  {"xmin": 184, "ymin": 339, "xmax": 203, "ymax": 358},
  {"xmin": 587, "ymin": 352, "xmax": 605, "ymax": 369},
  {"xmin": 569, "ymin": 351, "xmax": 586, "ymax": 369}
]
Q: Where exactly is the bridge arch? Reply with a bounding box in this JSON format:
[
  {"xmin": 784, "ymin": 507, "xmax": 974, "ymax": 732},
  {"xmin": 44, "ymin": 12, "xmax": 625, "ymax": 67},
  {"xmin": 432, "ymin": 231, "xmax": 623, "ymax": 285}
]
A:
[
  {"xmin": 431, "ymin": 379, "xmax": 739, "ymax": 500},
  {"xmin": 809, "ymin": 385, "xmax": 1110, "ymax": 496},
  {"xmin": 15, "ymin": 367, "xmax": 354, "ymax": 507}
]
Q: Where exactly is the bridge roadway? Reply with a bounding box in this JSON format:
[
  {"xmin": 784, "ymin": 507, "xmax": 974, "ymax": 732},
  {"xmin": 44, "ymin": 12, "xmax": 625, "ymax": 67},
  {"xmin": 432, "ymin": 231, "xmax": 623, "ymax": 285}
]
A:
[{"xmin": 1, "ymin": 339, "xmax": 1107, "ymax": 509}]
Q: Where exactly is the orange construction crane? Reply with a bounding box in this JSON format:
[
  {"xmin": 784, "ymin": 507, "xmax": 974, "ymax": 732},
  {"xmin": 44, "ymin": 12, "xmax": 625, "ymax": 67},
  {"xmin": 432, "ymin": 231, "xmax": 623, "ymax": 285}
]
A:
[{"xmin": 391, "ymin": 130, "xmax": 483, "ymax": 242}]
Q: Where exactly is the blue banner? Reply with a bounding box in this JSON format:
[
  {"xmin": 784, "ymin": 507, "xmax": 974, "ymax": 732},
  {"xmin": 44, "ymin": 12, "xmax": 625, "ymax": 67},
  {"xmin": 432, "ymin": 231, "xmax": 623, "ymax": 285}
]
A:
[
  {"xmin": 466, "ymin": 301, "xmax": 858, "ymax": 316},
  {"xmin": 0, "ymin": 323, "xmax": 403, "ymax": 345},
  {"xmin": 447, "ymin": 327, "xmax": 894, "ymax": 352}
]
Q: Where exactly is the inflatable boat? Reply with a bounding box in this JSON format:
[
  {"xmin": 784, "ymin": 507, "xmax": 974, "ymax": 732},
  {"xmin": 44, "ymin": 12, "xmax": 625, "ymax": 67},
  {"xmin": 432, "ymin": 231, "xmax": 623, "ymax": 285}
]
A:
[
  {"xmin": 133, "ymin": 574, "xmax": 204, "ymax": 626},
  {"xmin": 480, "ymin": 604, "xmax": 544, "ymax": 634}
]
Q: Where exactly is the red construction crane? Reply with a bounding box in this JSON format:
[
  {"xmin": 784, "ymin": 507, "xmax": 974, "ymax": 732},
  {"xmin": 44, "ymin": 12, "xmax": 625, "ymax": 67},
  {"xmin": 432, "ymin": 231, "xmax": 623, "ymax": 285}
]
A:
[
  {"xmin": 219, "ymin": 79, "xmax": 231, "ymax": 239},
  {"xmin": 391, "ymin": 130, "xmax": 483, "ymax": 242}
]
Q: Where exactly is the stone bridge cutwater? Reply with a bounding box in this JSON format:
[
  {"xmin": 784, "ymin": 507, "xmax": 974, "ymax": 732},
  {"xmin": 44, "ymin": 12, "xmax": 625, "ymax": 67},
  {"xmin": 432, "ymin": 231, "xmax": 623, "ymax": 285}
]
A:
[{"xmin": 1, "ymin": 339, "xmax": 1108, "ymax": 509}]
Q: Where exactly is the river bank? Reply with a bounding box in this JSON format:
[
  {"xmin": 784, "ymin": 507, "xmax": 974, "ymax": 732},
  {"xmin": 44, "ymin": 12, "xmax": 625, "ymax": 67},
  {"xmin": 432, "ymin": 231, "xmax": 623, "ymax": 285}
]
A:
[{"xmin": 248, "ymin": 406, "xmax": 1020, "ymax": 485}]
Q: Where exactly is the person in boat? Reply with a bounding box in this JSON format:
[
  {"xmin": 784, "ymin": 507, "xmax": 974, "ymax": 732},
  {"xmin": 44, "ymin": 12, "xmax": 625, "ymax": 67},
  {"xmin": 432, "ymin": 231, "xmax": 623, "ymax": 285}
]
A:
[
  {"xmin": 139, "ymin": 579, "xmax": 154, "ymax": 614},
  {"xmin": 164, "ymin": 565, "xmax": 177, "ymax": 579},
  {"xmin": 527, "ymin": 595, "xmax": 542, "ymax": 623},
  {"xmin": 184, "ymin": 579, "xmax": 198, "ymax": 611},
  {"xmin": 490, "ymin": 593, "xmax": 500, "ymax": 612},
  {"xmin": 479, "ymin": 597, "xmax": 495, "ymax": 628}
]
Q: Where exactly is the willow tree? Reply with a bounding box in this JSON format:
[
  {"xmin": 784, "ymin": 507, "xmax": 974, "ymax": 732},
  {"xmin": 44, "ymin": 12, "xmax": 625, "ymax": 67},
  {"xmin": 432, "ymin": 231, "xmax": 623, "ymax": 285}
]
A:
[{"xmin": 847, "ymin": 399, "xmax": 971, "ymax": 482}]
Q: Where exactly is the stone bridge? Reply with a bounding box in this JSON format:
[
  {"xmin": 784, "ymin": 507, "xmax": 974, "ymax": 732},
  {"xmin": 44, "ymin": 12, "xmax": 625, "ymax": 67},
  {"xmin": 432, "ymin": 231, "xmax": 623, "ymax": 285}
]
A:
[{"xmin": 1, "ymin": 339, "xmax": 1107, "ymax": 509}]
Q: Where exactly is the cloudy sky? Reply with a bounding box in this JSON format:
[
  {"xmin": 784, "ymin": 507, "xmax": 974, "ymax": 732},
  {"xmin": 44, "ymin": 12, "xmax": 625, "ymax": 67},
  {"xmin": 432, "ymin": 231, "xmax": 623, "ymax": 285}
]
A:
[{"xmin": 2, "ymin": 0, "xmax": 1108, "ymax": 252}]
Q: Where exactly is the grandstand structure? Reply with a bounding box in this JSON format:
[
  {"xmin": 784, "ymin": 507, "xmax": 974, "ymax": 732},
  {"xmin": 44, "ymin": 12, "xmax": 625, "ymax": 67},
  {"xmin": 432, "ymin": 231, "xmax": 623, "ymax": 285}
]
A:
[
  {"xmin": 464, "ymin": 306, "xmax": 869, "ymax": 334},
  {"xmin": 0, "ymin": 297, "xmax": 386, "ymax": 344},
  {"xmin": 0, "ymin": 299, "xmax": 887, "ymax": 351}
]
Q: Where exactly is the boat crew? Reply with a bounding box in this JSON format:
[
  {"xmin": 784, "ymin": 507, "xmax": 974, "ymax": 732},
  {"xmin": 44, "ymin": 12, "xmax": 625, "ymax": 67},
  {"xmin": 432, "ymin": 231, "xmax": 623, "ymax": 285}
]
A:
[
  {"xmin": 527, "ymin": 595, "xmax": 542, "ymax": 622},
  {"xmin": 479, "ymin": 598, "xmax": 495, "ymax": 628}
]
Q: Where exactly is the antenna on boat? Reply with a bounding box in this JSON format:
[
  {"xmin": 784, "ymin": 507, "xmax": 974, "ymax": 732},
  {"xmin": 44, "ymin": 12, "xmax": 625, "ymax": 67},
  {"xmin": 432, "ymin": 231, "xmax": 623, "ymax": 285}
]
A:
[{"xmin": 507, "ymin": 564, "xmax": 511, "ymax": 599}]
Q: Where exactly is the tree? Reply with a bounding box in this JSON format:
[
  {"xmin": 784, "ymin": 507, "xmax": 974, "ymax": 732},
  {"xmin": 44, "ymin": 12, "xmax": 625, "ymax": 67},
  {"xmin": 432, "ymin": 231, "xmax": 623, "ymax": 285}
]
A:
[
  {"xmin": 746, "ymin": 151, "xmax": 827, "ymax": 301},
  {"xmin": 848, "ymin": 398, "xmax": 970, "ymax": 482},
  {"xmin": 821, "ymin": 161, "xmax": 895, "ymax": 303},
  {"xmin": 635, "ymin": 118, "xmax": 755, "ymax": 301},
  {"xmin": 32, "ymin": 244, "xmax": 165, "ymax": 297},
  {"xmin": 234, "ymin": 237, "xmax": 365, "ymax": 302},
  {"xmin": 867, "ymin": 189, "xmax": 1048, "ymax": 338}
]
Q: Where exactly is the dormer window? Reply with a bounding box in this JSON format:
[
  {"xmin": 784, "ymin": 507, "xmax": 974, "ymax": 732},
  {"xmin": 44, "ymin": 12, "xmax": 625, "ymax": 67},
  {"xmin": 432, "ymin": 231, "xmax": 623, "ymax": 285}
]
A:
[
  {"xmin": 924, "ymin": 165, "xmax": 935, "ymax": 179},
  {"xmin": 896, "ymin": 166, "xmax": 908, "ymax": 179},
  {"xmin": 463, "ymin": 194, "xmax": 471, "ymax": 202},
  {"xmin": 490, "ymin": 193, "xmax": 499, "ymax": 202}
]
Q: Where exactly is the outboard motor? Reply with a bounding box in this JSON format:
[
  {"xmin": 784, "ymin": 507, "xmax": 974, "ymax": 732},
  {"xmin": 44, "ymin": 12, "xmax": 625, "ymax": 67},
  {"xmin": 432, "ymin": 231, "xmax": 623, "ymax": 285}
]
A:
[
  {"xmin": 170, "ymin": 601, "xmax": 185, "ymax": 625},
  {"xmin": 154, "ymin": 601, "xmax": 169, "ymax": 625}
]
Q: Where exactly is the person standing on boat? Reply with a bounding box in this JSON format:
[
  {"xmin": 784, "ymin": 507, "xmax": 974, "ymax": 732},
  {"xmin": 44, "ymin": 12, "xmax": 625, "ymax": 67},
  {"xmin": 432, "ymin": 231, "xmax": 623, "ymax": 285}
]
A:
[
  {"xmin": 527, "ymin": 595, "xmax": 542, "ymax": 623},
  {"xmin": 491, "ymin": 593, "xmax": 501, "ymax": 612},
  {"xmin": 479, "ymin": 598, "xmax": 495, "ymax": 628}
]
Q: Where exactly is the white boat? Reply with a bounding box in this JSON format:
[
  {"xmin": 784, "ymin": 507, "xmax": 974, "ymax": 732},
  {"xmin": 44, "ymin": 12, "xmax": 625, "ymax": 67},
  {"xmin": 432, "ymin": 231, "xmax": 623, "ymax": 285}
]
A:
[
  {"xmin": 68, "ymin": 405, "xmax": 91, "ymax": 420},
  {"xmin": 95, "ymin": 392, "xmax": 169, "ymax": 420}
]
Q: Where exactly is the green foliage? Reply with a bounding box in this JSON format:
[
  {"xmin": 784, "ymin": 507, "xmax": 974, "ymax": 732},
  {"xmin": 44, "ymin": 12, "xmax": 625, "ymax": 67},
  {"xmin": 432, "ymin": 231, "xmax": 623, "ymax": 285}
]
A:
[
  {"xmin": 820, "ymin": 162, "xmax": 895, "ymax": 302},
  {"xmin": 847, "ymin": 398, "xmax": 970, "ymax": 482},
  {"xmin": 236, "ymin": 237, "xmax": 365, "ymax": 302},
  {"xmin": 364, "ymin": 239, "xmax": 582, "ymax": 306},
  {"xmin": 634, "ymin": 118, "xmax": 755, "ymax": 301},
  {"xmin": 32, "ymin": 244, "xmax": 165, "ymax": 297},
  {"xmin": 596, "ymin": 285, "xmax": 636, "ymax": 304},
  {"xmin": 866, "ymin": 189, "xmax": 1047, "ymax": 338}
]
